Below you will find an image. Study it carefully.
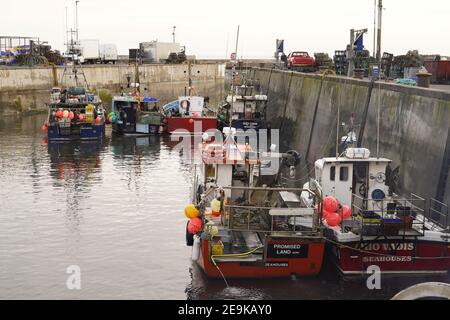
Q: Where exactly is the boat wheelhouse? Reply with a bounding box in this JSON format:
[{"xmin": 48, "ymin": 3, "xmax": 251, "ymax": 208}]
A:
[
  {"xmin": 163, "ymin": 96, "xmax": 217, "ymax": 135},
  {"xmin": 217, "ymin": 84, "xmax": 268, "ymax": 132},
  {"xmin": 301, "ymin": 147, "xmax": 450, "ymax": 275},
  {"xmin": 185, "ymin": 131, "xmax": 325, "ymax": 279},
  {"xmin": 111, "ymin": 94, "xmax": 162, "ymax": 135}
]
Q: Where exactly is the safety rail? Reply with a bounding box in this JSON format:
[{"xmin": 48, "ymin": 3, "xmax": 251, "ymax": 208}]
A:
[
  {"xmin": 349, "ymin": 193, "xmax": 428, "ymax": 238},
  {"xmin": 428, "ymin": 198, "xmax": 449, "ymax": 230},
  {"xmin": 220, "ymin": 186, "xmax": 323, "ymax": 237}
]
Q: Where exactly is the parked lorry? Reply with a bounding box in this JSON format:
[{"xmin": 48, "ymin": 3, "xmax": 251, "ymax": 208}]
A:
[
  {"xmin": 78, "ymin": 39, "xmax": 100, "ymax": 64},
  {"xmin": 99, "ymin": 44, "xmax": 118, "ymax": 64},
  {"xmin": 287, "ymin": 51, "xmax": 316, "ymax": 72}
]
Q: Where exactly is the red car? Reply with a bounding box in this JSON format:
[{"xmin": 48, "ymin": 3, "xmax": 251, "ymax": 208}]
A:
[{"xmin": 287, "ymin": 51, "xmax": 315, "ymax": 71}]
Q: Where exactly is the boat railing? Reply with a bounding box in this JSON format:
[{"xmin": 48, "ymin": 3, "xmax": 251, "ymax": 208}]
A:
[
  {"xmin": 427, "ymin": 198, "xmax": 449, "ymax": 231},
  {"xmin": 221, "ymin": 186, "xmax": 323, "ymax": 237},
  {"xmin": 348, "ymin": 193, "xmax": 428, "ymax": 238}
]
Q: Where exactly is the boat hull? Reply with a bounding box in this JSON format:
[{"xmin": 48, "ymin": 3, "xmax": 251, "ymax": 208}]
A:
[
  {"xmin": 112, "ymin": 123, "xmax": 160, "ymax": 136},
  {"xmin": 48, "ymin": 123, "xmax": 105, "ymax": 141},
  {"xmin": 328, "ymin": 240, "xmax": 450, "ymax": 275},
  {"xmin": 196, "ymin": 239, "xmax": 325, "ymax": 279},
  {"xmin": 166, "ymin": 117, "xmax": 217, "ymax": 134}
]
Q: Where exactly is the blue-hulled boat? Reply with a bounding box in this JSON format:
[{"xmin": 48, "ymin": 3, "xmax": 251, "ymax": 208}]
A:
[{"xmin": 45, "ymin": 85, "xmax": 106, "ymax": 142}]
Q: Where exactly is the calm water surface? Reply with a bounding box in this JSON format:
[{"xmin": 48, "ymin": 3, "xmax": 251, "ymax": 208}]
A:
[{"xmin": 1, "ymin": 113, "xmax": 448, "ymax": 300}]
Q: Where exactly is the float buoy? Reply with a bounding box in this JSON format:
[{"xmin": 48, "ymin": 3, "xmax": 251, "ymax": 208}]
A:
[
  {"xmin": 323, "ymin": 210, "xmax": 332, "ymax": 219},
  {"xmin": 78, "ymin": 114, "xmax": 84, "ymax": 122},
  {"xmin": 187, "ymin": 217, "xmax": 203, "ymax": 235},
  {"xmin": 340, "ymin": 205, "xmax": 352, "ymax": 220},
  {"xmin": 326, "ymin": 212, "xmax": 342, "ymax": 227},
  {"xmin": 95, "ymin": 117, "xmax": 101, "ymax": 124},
  {"xmin": 69, "ymin": 111, "xmax": 74, "ymax": 120},
  {"xmin": 184, "ymin": 204, "xmax": 200, "ymax": 219},
  {"xmin": 63, "ymin": 110, "xmax": 69, "ymax": 118},
  {"xmin": 323, "ymin": 196, "xmax": 339, "ymax": 213},
  {"xmin": 188, "ymin": 118, "xmax": 194, "ymax": 124}
]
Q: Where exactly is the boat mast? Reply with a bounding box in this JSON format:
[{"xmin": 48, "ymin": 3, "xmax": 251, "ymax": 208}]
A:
[
  {"xmin": 376, "ymin": 0, "xmax": 383, "ymax": 159},
  {"xmin": 229, "ymin": 25, "xmax": 240, "ymax": 131}
]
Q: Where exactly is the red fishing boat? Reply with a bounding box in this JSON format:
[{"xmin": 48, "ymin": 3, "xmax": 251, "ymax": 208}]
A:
[
  {"xmin": 163, "ymin": 96, "xmax": 217, "ymax": 134},
  {"xmin": 302, "ymin": 147, "xmax": 450, "ymax": 275},
  {"xmin": 183, "ymin": 131, "xmax": 325, "ymax": 279},
  {"xmin": 162, "ymin": 61, "xmax": 217, "ymax": 135}
]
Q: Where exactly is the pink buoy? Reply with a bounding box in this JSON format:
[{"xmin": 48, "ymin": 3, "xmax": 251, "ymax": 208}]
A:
[
  {"xmin": 189, "ymin": 118, "xmax": 194, "ymax": 124},
  {"xmin": 78, "ymin": 114, "xmax": 84, "ymax": 122},
  {"xmin": 69, "ymin": 111, "xmax": 74, "ymax": 120}
]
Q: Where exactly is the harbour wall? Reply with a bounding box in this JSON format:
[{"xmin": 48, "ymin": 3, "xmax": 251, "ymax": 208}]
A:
[
  {"xmin": 0, "ymin": 63, "xmax": 226, "ymax": 115},
  {"xmin": 252, "ymin": 68, "xmax": 450, "ymax": 205}
]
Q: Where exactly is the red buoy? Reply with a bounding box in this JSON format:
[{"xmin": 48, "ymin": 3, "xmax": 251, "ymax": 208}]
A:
[
  {"xmin": 326, "ymin": 212, "xmax": 342, "ymax": 227},
  {"xmin": 340, "ymin": 205, "xmax": 352, "ymax": 220},
  {"xmin": 78, "ymin": 114, "xmax": 84, "ymax": 122},
  {"xmin": 323, "ymin": 196, "xmax": 339, "ymax": 213},
  {"xmin": 187, "ymin": 217, "xmax": 203, "ymax": 234},
  {"xmin": 95, "ymin": 117, "xmax": 101, "ymax": 124}
]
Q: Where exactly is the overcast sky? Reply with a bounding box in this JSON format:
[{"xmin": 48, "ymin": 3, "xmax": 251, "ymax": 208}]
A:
[{"xmin": 2, "ymin": 0, "xmax": 449, "ymax": 58}]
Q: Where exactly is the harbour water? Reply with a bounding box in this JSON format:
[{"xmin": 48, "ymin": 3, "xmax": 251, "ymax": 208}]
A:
[{"xmin": 1, "ymin": 113, "xmax": 449, "ymax": 300}]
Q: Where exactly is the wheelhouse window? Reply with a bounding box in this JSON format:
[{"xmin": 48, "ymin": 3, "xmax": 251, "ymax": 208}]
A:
[
  {"xmin": 340, "ymin": 167, "xmax": 349, "ymax": 181},
  {"xmin": 330, "ymin": 166, "xmax": 336, "ymax": 181},
  {"xmin": 205, "ymin": 164, "xmax": 216, "ymax": 179}
]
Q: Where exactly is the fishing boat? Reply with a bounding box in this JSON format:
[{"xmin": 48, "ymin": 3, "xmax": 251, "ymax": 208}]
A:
[
  {"xmin": 110, "ymin": 91, "xmax": 162, "ymax": 136},
  {"xmin": 45, "ymin": 84, "xmax": 106, "ymax": 142},
  {"xmin": 43, "ymin": 27, "xmax": 105, "ymax": 142},
  {"xmin": 162, "ymin": 62, "xmax": 217, "ymax": 135},
  {"xmin": 183, "ymin": 129, "xmax": 325, "ymax": 279},
  {"xmin": 217, "ymin": 81, "xmax": 268, "ymax": 132},
  {"xmin": 301, "ymin": 148, "xmax": 450, "ymax": 275}
]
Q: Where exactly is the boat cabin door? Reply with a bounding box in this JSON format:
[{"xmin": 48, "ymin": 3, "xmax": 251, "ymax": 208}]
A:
[{"xmin": 326, "ymin": 163, "xmax": 353, "ymax": 206}]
